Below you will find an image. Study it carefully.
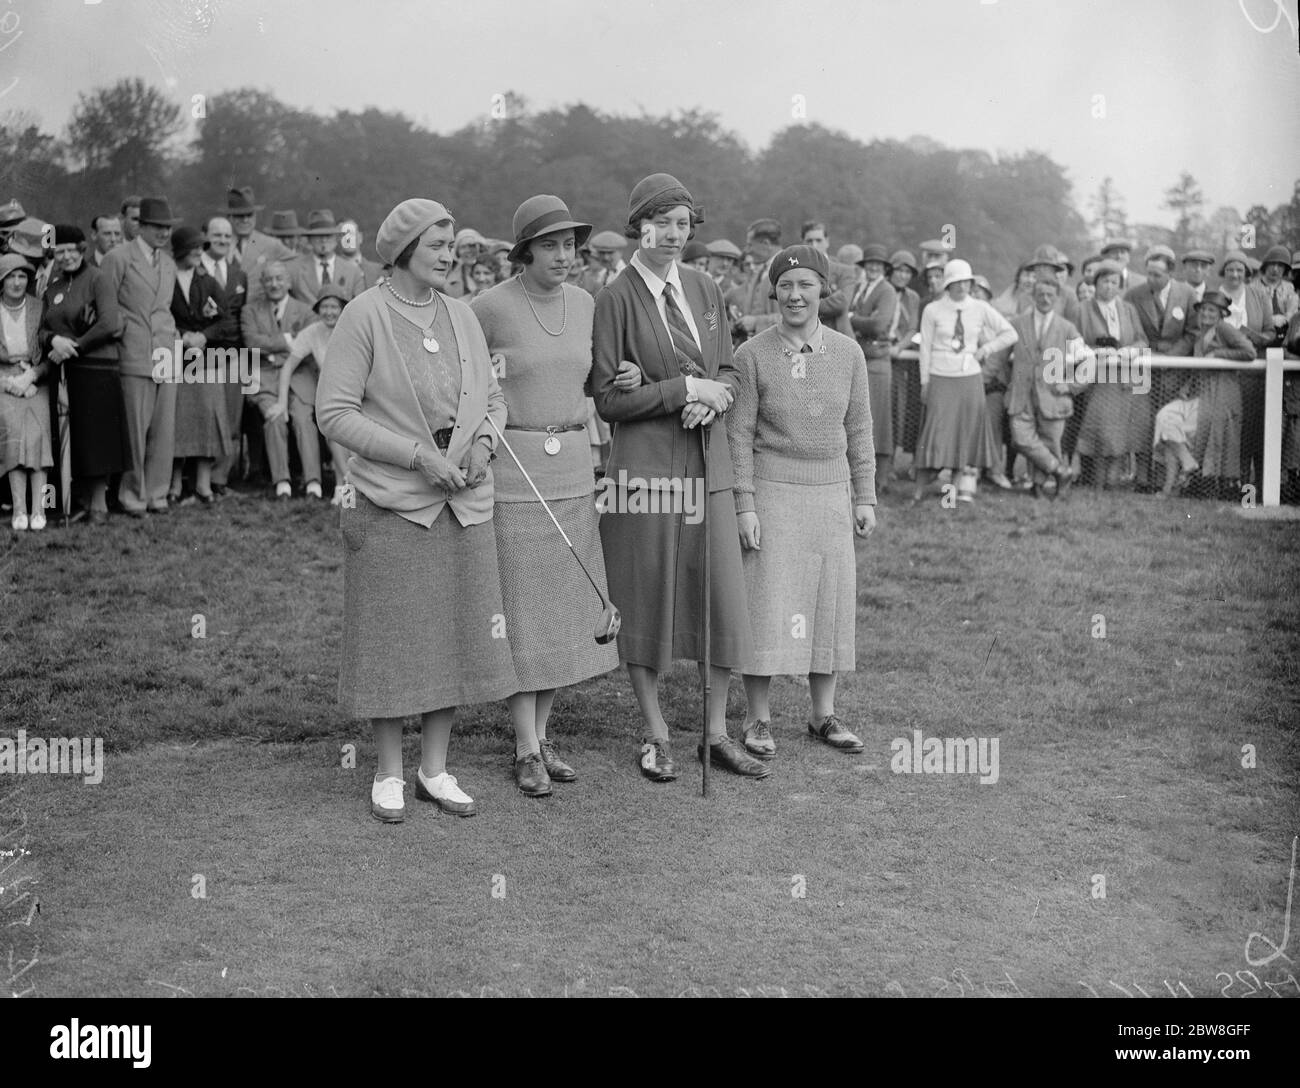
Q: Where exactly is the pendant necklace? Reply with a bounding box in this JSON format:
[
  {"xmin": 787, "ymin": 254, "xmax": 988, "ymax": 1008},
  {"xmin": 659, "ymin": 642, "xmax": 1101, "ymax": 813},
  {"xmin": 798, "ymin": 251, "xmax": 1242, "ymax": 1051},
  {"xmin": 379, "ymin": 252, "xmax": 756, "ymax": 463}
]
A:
[{"xmin": 386, "ymin": 279, "xmax": 441, "ymax": 353}]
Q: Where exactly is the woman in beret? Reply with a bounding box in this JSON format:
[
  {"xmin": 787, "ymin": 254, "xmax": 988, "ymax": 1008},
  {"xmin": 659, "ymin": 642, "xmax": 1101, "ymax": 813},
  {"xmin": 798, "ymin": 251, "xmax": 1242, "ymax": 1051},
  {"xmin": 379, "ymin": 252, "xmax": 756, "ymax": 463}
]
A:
[
  {"xmin": 317, "ymin": 198, "xmax": 518, "ymax": 822},
  {"xmin": 470, "ymin": 194, "xmax": 636, "ymax": 797},
  {"xmin": 39, "ymin": 226, "xmax": 124, "ymax": 525},
  {"xmin": 591, "ymin": 172, "xmax": 767, "ymax": 781},
  {"xmin": 169, "ymin": 225, "xmax": 235, "ymax": 504},
  {"xmin": 913, "ymin": 259, "xmax": 1017, "ymax": 503},
  {"xmin": 1152, "ymin": 290, "xmax": 1254, "ymax": 498},
  {"xmin": 728, "ymin": 245, "xmax": 876, "ymax": 759},
  {"xmin": 0, "ymin": 254, "xmax": 52, "ymax": 531},
  {"xmin": 1074, "ymin": 260, "xmax": 1149, "ymax": 489}
]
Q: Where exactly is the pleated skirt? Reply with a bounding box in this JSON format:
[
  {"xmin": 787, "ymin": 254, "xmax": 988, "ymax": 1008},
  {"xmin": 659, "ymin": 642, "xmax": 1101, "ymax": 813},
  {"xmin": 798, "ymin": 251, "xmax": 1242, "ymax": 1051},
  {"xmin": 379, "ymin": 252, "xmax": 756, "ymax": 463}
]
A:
[
  {"xmin": 495, "ymin": 497, "xmax": 620, "ymax": 690},
  {"xmin": 915, "ymin": 372, "xmax": 997, "ymax": 469},
  {"xmin": 338, "ymin": 493, "xmax": 519, "ymax": 719},
  {"xmin": 742, "ymin": 479, "xmax": 856, "ymax": 676},
  {"xmin": 599, "ymin": 486, "xmax": 753, "ymax": 672}
]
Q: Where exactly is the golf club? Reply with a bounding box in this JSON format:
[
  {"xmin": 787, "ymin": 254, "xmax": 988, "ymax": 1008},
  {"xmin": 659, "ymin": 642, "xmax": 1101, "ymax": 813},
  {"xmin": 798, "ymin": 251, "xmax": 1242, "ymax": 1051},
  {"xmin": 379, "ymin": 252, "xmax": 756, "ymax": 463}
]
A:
[
  {"xmin": 700, "ymin": 421, "xmax": 711, "ymax": 798},
  {"xmin": 483, "ymin": 416, "xmax": 622, "ymax": 644}
]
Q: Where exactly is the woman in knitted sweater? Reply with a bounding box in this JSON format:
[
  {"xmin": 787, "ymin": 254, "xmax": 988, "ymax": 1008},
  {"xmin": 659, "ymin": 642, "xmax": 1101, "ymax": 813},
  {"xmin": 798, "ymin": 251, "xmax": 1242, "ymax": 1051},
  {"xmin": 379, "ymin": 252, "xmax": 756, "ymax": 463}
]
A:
[{"xmin": 727, "ymin": 245, "xmax": 877, "ymax": 759}]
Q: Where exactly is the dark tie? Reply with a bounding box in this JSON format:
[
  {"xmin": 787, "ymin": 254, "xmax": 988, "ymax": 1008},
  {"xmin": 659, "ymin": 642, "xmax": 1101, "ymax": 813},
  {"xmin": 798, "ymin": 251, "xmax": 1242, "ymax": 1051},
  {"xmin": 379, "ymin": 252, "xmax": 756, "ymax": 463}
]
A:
[
  {"xmin": 1154, "ymin": 292, "xmax": 1165, "ymax": 329},
  {"xmin": 663, "ymin": 282, "xmax": 705, "ymax": 376},
  {"xmin": 800, "ymin": 343, "xmax": 812, "ymax": 353},
  {"xmin": 274, "ymin": 305, "xmax": 282, "ymax": 331},
  {"xmin": 320, "ymin": 261, "xmax": 331, "ymax": 289},
  {"xmin": 953, "ymin": 308, "xmax": 965, "ymax": 349}
]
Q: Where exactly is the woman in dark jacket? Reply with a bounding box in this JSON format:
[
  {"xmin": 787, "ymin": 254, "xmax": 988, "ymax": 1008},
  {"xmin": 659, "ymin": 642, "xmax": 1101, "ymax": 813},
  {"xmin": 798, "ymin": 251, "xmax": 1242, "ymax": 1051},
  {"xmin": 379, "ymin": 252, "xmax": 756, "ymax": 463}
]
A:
[
  {"xmin": 591, "ymin": 172, "xmax": 766, "ymax": 782},
  {"xmin": 39, "ymin": 225, "xmax": 124, "ymax": 524}
]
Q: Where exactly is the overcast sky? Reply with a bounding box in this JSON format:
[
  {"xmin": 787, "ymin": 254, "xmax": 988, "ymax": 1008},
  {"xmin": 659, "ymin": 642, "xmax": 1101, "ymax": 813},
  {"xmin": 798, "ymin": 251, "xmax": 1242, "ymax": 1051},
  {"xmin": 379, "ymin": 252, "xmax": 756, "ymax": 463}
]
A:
[{"xmin": 5, "ymin": 0, "xmax": 1299, "ymax": 225}]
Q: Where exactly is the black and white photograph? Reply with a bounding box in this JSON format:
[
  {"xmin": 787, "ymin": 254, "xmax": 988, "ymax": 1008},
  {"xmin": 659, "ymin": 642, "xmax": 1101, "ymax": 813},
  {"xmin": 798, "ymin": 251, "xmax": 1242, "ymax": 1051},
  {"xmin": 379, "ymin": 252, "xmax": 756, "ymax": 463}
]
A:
[{"xmin": 2, "ymin": 0, "xmax": 1298, "ymax": 1060}]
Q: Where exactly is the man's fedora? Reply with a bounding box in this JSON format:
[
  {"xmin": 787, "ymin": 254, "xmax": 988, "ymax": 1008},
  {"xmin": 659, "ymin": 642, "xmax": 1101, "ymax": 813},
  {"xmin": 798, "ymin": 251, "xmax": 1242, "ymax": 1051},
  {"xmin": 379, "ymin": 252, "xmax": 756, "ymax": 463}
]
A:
[
  {"xmin": 508, "ymin": 194, "xmax": 591, "ymax": 264},
  {"xmin": 223, "ymin": 187, "xmax": 265, "ymax": 215},
  {"xmin": 138, "ymin": 197, "xmax": 180, "ymax": 227},
  {"xmin": 1100, "ymin": 237, "xmax": 1136, "ymax": 255},
  {"xmin": 1026, "ymin": 244, "xmax": 1067, "ymax": 272},
  {"xmin": 0, "ymin": 199, "xmax": 25, "ymax": 229},
  {"xmin": 267, "ymin": 211, "xmax": 303, "ymax": 238},
  {"xmin": 303, "ymin": 209, "xmax": 343, "ymax": 236}
]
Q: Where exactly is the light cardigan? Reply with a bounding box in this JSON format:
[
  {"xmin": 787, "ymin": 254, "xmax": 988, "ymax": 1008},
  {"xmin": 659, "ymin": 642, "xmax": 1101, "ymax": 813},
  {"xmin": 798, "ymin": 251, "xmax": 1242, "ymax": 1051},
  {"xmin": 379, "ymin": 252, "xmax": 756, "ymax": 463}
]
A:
[
  {"xmin": 728, "ymin": 325, "xmax": 876, "ymax": 513},
  {"xmin": 316, "ymin": 285, "xmax": 505, "ymax": 527},
  {"xmin": 919, "ymin": 296, "xmax": 1017, "ymax": 383}
]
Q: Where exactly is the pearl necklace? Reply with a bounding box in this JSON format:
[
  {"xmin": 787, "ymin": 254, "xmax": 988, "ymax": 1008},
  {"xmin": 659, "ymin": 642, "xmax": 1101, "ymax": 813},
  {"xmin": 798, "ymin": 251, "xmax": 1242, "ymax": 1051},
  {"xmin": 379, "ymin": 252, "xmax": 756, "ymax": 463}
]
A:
[
  {"xmin": 517, "ymin": 275, "xmax": 566, "ymax": 336},
  {"xmin": 385, "ymin": 279, "xmax": 435, "ymax": 307}
]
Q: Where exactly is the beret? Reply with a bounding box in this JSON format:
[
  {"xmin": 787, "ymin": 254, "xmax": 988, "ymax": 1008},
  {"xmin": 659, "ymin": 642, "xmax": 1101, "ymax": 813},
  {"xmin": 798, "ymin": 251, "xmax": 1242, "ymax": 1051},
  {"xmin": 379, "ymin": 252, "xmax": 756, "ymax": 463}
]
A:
[
  {"xmin": 53, "ymin": 224, "xmax": 85, "ymax": 247},
  {"xmin": 375, "ymin": 199, "xmax": 454, "ymax": 265},
  {"xmin": 768, "ymin": 244, "xmax": 829, "ymax": 287},
  {"xmin": 628, "ymin": 173, "xmax": 698, "ymax": 226}
]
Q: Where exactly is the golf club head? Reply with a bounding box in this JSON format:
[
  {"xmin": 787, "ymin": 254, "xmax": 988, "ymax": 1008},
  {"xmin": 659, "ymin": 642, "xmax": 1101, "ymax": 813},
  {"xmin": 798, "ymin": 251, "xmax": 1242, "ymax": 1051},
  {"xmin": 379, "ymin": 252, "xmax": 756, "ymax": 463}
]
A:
[{"xmin": 594, "ymin": 604, "xmax": 622, "ymax": 644}]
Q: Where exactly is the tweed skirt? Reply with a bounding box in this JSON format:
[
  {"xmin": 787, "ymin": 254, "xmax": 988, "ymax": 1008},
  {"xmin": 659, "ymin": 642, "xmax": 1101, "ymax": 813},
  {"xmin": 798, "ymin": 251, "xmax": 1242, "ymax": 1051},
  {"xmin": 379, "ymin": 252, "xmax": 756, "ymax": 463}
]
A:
[
  {"xmin": 0, "ymin": 365, "xmax": 52, "ymax": 475},
  {"xmin": 173, "ymin": 376, "xmax": 233, "ymax": 459},
  {"xmin": 915, "ymin": 372, "xmax": 997, "ymax": 469},
  {"xmin": 338, "ymin": 493, "xmax": 519, "ymax": 719},
  {"xmin": 65, "ymin": 359, "xmax": 127, "ymax": 477},
  {"xmin": 742, "ymin": 479, "xmax": 856, "ymax": 676},
  {"xmin": 495, "ymin": 497, "xmax": 620, "ymax": 690},
  {"xmin": 599, "ymin": 486, "xmax": 754, "ymax": 672},
  {"xmin": 867, "ymin": 365, "xmax": 892, "ymax": 455}
]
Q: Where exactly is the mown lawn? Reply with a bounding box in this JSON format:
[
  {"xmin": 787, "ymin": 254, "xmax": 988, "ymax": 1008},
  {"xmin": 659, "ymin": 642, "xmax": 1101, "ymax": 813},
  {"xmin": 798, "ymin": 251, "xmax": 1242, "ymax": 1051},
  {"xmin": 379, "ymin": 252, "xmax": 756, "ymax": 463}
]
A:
[{"xmin": 2, "ymin": 485, "xmax": 1297, "ymax": 997}]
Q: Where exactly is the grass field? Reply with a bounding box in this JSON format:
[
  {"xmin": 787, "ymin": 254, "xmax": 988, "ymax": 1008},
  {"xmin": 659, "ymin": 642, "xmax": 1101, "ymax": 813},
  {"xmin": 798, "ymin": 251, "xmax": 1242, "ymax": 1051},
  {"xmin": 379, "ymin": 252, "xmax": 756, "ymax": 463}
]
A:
[{"xmin": 2, "ymin": 483, "xmax": 1298, "ymax": 998}]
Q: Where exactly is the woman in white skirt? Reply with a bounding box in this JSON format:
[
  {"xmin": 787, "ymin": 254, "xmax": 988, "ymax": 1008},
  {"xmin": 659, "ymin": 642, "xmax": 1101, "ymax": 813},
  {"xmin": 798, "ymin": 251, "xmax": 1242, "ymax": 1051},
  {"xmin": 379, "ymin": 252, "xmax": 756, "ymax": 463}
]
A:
[
  {"xmin": 470, "ymin": 195, "xmax": 639, "ymax": 797},
  {"xmin": 728, "ymin": 245, "xmax": 877, "ymax": 759},
  {"xmin": 913, "ymin": 259, "xmax": 1018, "ymax": 503}
]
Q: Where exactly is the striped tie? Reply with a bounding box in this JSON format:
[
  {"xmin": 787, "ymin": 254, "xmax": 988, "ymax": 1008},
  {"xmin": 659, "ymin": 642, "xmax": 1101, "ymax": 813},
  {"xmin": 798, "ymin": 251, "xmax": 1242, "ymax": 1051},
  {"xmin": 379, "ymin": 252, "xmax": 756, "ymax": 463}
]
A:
[{"xmin": 663, "ymin": 282, "xmax": 705, "ymax": 376}]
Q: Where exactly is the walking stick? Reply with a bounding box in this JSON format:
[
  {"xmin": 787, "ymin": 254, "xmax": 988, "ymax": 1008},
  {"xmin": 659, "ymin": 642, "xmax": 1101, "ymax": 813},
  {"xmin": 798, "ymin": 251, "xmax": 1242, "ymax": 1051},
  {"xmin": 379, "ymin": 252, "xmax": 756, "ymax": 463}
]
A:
[{"xmin": 700, "ymin": 420, "xmax": 711, "ymax": 798}]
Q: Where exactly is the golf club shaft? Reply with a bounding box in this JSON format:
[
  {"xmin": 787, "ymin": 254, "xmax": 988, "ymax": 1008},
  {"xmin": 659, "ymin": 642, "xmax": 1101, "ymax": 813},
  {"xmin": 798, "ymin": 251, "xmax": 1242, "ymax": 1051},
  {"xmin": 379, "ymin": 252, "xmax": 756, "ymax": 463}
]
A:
[
  {"xmin": 701, "ymin": 422, "xmax": 711, "ymax": 797},
  {"xmin": 483, "ymin": 415, "xmax": 606, "ymax": 601}
]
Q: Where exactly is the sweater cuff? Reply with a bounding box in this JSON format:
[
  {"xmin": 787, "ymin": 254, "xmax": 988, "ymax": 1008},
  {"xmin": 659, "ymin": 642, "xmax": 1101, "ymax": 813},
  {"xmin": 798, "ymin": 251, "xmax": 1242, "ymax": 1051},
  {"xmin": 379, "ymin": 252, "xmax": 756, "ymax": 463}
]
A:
[
  {"xmin": 851, "ymin": 476, "xmax": 876, "ymax": 506},
  {"xmin": 734, "ymin": 489, "xmax": 756, "ymax": 514}
]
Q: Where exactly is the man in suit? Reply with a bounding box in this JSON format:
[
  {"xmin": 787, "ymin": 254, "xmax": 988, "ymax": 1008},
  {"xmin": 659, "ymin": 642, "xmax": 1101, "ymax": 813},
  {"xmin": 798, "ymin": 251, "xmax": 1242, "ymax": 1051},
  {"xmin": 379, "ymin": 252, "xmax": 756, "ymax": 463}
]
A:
[
  {"xmin": 240, "ymin": 261, "xmax": 318, "ymax": 499},
  {"xmin": 1100, "ymin": 238, "xmax": 1145, "ymax": 293},
  {"xmin": 727, "ymin": 217, "xmax": 783, "ymax": 340},
  {"xmin": 89, "ymin": 214, "xmax": 122, "ymax": 266},
  {"xmin": 801, "ymin": 219, "xmax": 856, "ymax": 336},
  {"xmin": 848, "ymin": 243, "xmax": 899, "ymax": 484},
  {"xmin": 1007, "ymin": 276, "xmax": 1087, "ymax": 499},
  {"xmin": 337, "ymin": 219, "xmax": 384, "ymax": 288},
  {"xmin": 201, "ymin": 216, "xmax": 251, "ymax": 495},
  {"xmin": 287, "ymin": 209, "xmax": 365, "ymax": 306},
  {"xmin": 224, "ymin": 187, "xmax": 292, "ymax": 306},
  {"xmin": 98, "ymin": 196, "xmax": 180, "ymax": 516},
  {"xmin": 1179, "ymin": 249, "xmax": 1214, "ymax": 304},
  {"xmin": 582, "ymin": 230, "xmax": 628, "ymax": 295}
]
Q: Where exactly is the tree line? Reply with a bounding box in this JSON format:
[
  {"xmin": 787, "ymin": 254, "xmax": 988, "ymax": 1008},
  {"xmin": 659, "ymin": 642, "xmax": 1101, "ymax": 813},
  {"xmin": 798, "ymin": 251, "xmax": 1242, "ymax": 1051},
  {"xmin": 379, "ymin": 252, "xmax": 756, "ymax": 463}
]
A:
[{"xmin": 3, "ymin": 79, "xmax": 1297, "ymax": 290}]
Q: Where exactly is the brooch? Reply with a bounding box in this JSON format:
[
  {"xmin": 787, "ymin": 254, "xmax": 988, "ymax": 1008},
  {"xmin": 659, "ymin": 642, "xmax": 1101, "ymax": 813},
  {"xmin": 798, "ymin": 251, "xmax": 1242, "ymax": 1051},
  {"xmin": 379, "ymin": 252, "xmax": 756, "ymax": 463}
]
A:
[{"xmin": 704, "ymin": 307, "xmax": 719, "ymax": 333}]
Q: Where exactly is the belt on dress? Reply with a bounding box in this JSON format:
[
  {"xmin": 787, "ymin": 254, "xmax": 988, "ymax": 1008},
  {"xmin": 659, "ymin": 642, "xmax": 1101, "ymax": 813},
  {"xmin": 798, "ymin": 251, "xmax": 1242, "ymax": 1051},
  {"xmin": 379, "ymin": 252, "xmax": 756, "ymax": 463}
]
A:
[{"xmin": 504, "ymin": 424, "xmax": 585, "ymax": 432}]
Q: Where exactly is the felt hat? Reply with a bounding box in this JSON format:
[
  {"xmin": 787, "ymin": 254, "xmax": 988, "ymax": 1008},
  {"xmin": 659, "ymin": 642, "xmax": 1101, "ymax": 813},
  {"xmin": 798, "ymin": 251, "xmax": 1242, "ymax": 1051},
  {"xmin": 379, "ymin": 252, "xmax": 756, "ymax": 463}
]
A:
[
  {"xmin": 628, "ymin": 173, "xmax": 699, "ymax": 225},
  {"xmin": 507, "ymin": 195, "xmax": 591, "ymax": 264},
  {"xmin": 6, "ymin": 218, "xmax": 49, "ymax": 258},
  {"xmin": 1100, "ymin": 237, "xmax": 1135, "ymax": 255},
  {"xmin": 0, "ymin": 253, "xmax": 35, "ymax": 282},
  {"xmin": 1181, "ymin": 248, "xmax": 1214, "ymax": 265},
  {"xmin": 940, "ymin": 258, "xmax": 975, "ymax": 290},
  {"xmin": 858, "ymin": 243, "xmax": 891, "ymax": 269},
  {"xmin": 486, "ymin": 238, "xmax": 513, "ymax": 255},
  {"xmin": 589, "ymin": 230, "xmax": 627, "ymax": 252},
  {"xmin": 303, "ymin": 209, "xmax": 343, "ymax": 236},
  {"xmin": 0, "ymin": 199, "xmax": 25, "ymax": 228},
  {"xmin": 1089, "ymin": 259, "xmax": 1123, "ymax": 284},
  {"xmin": 374, "ymin": 199, "xmax": 454, "ymax": 265},
  {"xmin": 266, "ymin": 210, "xmax": 303, "ymax": 238},
  {"xmin": 681, "ymin": 240, "xmax": 710, "ymax": 264},
  {"xmin": 706, "ymin": 238, "xmax": 742, "ymax": 261},
  {"xmin": 972, "ymin": 274, "xmax": 993, "ymax": 296},
  {"xmin": 1026, "ymin": 244, "xmax": 1066, "ymax": 272},
  {"xmin": 769, "ymin": 244, "xmax": 829, "ymax": 287},
  {"xmin": 1218, "ymin": 249, "xmax": 1250, "ymax": 276},
  {"xmin": 170, "ymin": 225, "xmax": 205, "ymax": 260},
  {"xmin": 53, "ymin": 224, "xmax": 85, "ymax": 247},
  {"xmin": 312, "ymin": 283, "xmax": 350, "ymax": 312},
  {"xmin": 1195, "ymin": 289, "xmax": 1232, "ymax": 316},
  {"xmin": 836, "ymin": 243, "xmax": 864, "ymax": 266},
  {"xmin": 453, "ymin": 228, "xmax": 487, "ymax": 254},
  {"xmin": 138, "ymin": 197, "xmax": 180, "ymax": 227},
  {"xmin": 222, "ymin": 187, "xmax": 265, "ymax": 214},
  {"xmin": 1144, "ymin": 243, "xmax": 1177, "ymax": 268},
  {"xmin": 889, "ymin": 250, "xmax": 919, "ymax": 275},
  {"xmin": 1260, "ymin": 244, "xmax": 1291, "ymax": 270}
]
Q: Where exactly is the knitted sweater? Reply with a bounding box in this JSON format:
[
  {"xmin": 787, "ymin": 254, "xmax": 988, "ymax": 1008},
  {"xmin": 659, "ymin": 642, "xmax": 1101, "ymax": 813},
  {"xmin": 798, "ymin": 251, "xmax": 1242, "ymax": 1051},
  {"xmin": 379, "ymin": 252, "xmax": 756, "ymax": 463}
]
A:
[
  {"xmin": 470, "ymin": 278, "xmax": 595, "ymax": 502},
  {"xmin": 727, "ymin": 325, "xmax": 876, "ymax": 513}
]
